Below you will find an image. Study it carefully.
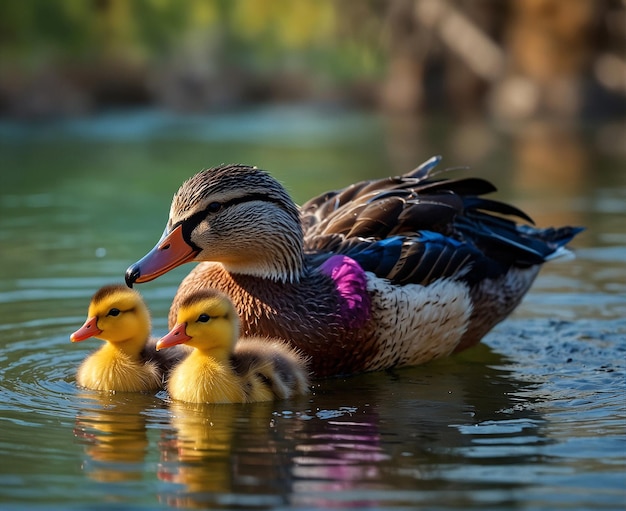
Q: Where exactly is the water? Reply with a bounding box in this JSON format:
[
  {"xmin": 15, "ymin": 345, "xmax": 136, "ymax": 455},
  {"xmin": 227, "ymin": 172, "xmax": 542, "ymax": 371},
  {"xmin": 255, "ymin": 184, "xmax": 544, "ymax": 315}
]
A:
[{"xmin": 0, "ymin": 107, "xmax": 625, "ymax": 510}]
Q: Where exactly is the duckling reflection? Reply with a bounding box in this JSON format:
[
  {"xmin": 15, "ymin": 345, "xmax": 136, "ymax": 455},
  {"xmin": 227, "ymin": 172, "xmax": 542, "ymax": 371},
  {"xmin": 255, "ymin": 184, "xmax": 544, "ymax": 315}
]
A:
[
  {"xmin": 73, "ymin": 392, "xmax": 153, "ymax": 483},
  {"xmin": 158, "ymin": 400, "xmax": 274, "ymax": 508}
]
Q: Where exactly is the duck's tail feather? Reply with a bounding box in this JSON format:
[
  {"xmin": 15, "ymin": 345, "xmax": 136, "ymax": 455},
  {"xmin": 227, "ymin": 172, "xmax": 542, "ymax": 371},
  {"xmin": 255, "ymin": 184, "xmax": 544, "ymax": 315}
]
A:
[
  {"xmin": 457, "ymin": 212, "xmax": 584, "ymax": 267},
  {"xmin": 519, "ymin": 225, "xmax": 585, "ymax": 261}
]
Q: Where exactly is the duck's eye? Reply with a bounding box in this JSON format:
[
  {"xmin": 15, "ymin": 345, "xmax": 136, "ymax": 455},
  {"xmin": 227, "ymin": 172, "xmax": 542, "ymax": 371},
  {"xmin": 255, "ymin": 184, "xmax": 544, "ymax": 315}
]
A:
[
  {"xmin": 197, "ymin": 314, "xmax": 211, "ymax": 323},
  {"xmin": 207, "ymin": 202, "xmax": 222, "ymax": 213},
  {"xmin": 107, "ymin": 308, "xmax": 121, "ymax": 317}
]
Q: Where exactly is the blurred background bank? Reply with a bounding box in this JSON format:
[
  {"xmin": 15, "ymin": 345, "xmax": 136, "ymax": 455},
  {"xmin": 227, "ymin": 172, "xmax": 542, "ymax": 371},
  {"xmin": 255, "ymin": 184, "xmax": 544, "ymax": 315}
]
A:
[{"xmin": 0, "ymin": 0, "xmax": 623, "ymax": 123}]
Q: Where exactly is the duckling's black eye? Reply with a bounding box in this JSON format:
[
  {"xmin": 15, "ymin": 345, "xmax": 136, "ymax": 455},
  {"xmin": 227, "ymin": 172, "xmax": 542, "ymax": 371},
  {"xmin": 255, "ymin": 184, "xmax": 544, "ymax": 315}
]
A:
[
  {"xmin": 207, "ymin": 202, "xmax": 222, "ymax": 213},
  {"xmin": 107, "ymin": 308, "xmax": 121, "ymax": 317},
  {"xmin": 197, "ymin": 314, "xmax": 211, "ymax": 323}
]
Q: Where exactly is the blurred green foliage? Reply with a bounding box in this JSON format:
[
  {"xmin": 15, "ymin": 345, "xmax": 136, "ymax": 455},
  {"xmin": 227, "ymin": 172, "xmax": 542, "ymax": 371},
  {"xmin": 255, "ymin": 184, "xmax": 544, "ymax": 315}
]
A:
[{"xmin": 0, "ymin": 0, "xmax": 382, "ymax": 77}]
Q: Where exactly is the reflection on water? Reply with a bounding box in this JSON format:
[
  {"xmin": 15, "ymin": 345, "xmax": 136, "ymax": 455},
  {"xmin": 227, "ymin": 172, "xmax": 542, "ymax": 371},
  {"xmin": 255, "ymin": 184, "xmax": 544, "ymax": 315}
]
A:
[
  {"xmin": 0, "ymin": 108, "xmax": 625, "ymax": 509},
  {"xmin": 159, "ymin": 402, "xmax": 239, "ymax": 504},
  {"xmin": 69, "ymin": 345, "xmax": 557, "ymax": 509},
  {"xmin": 158, "ymin": 401, "xmax": 283, "ymax": 508},
  {"xmin": 74, "ymin": 393, "xmax": 153, "ymax": 483},
  {"xmin": 512, "ymin": 122, "xmax": 590, "ymax": 196}
]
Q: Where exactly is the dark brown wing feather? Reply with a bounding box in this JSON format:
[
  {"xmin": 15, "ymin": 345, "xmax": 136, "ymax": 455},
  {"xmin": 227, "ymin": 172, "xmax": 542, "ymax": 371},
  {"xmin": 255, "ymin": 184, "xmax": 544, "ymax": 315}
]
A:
[{"xmin": 300, "ymin": 157, "xmax": 581, "ymax": 287}]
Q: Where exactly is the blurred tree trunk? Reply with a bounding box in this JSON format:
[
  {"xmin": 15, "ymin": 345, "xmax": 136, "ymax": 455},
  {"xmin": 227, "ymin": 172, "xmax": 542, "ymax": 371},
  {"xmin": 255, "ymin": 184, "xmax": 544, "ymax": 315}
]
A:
[
  {"xmin": 489, "ymin": 0, "xmax": 606, "ymax": 119},
  {"xmin": 379, "ymin": 0, "xmax": 624, "ymax": 120},
  {"xmin": 380, "ymin": 0, "xmax": 504, "ymax": 117}
]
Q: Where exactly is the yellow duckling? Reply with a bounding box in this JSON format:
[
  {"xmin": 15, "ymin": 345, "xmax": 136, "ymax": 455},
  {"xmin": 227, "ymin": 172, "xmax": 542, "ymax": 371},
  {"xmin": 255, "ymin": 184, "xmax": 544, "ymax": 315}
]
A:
[
  {"xmin": 156, "ymin": 289, "xmax": 309, "ymax": 404},
  {"xmin": 70, "ymin": 284, "xmax": 187, "ymax": 392}
]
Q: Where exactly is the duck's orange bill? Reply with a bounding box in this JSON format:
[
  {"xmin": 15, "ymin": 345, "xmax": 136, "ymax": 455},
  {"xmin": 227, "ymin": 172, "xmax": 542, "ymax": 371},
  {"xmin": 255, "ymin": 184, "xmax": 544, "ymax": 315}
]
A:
[
  {"xmin": 126, "ymin": 225, "xmax": 199, "ymax": 285},
  {"xmin": 156, "ymin": 323, "xmax": 191, "ymax": 351},
  {"xmin": 70, "ymin": 316, "xmax": 102, "ymax": 342}
]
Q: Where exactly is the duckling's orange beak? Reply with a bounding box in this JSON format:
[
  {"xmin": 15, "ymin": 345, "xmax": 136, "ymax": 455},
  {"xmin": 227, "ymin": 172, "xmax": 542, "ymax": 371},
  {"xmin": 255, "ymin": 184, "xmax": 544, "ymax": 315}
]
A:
[
  {"xmin": 156, "ymin": 323, "xmax": 192, "ymax": 351},
  {"xmin": 70, "ymin": 316, "xmax": 102, "ymax": 342},
  {"xmin": 125, "ymin": 225, "xmax": 199, "ymax": 287}
]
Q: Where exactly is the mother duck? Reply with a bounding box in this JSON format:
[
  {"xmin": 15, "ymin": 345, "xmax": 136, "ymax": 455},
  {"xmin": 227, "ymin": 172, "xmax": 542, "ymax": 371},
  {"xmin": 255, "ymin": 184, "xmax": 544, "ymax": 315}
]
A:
[{"xmin": 125, "ymin": 156, "xmax": 581, "ymax": 377}]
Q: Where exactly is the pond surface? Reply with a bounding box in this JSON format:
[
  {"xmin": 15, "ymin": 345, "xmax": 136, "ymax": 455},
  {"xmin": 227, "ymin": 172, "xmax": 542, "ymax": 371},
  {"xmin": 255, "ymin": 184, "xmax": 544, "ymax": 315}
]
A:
[{"xmin": 0, "ymin": 107, "xmax": 625, "ymax": 510}]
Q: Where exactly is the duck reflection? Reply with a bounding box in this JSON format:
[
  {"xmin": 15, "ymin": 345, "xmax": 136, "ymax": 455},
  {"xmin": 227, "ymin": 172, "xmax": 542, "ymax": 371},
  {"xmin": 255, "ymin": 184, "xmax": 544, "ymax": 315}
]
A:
[
  {"xmin": 288, "ymin": 345, "xmax": 546, "ymax": 508},
  {"xmin": 154, "ymin": 343, "xmax": 544, "ymax": 509},
  {"xmin": 73, "ymin": 392, "xmax": 153, "ymax": 483}
]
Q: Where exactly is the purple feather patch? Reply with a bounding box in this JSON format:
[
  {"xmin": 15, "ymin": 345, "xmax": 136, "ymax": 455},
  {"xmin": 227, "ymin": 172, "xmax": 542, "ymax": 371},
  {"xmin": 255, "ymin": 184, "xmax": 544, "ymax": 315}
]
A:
[{"xmin": 319, "ymin": 255, "xmax": 371, "ymax": 329}]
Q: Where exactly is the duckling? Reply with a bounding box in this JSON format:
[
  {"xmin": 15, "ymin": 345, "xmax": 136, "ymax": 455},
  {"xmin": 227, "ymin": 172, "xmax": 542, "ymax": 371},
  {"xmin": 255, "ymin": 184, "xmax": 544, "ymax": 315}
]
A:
[
  {"xmin": 156, "ymin": 289, "xmax": 309, "ymax": 404},
  {"xmin": 70, "ymin": 284, "xmax": 188, "ymax": 392}
]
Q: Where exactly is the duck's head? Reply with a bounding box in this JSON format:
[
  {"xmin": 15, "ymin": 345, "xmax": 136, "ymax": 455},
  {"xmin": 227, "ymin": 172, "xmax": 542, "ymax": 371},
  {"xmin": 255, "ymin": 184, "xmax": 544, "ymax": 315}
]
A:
[
  {"xmin": 70, "ymin": 285, "xmax": 151, "ymax": 349},
  {"xmin": 156, "ymin": 289, "xmax": 239, "ymax": 359},
  {"xmin": 125, "ymin": 164, "xmax": 304, "ymax": 287}
]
